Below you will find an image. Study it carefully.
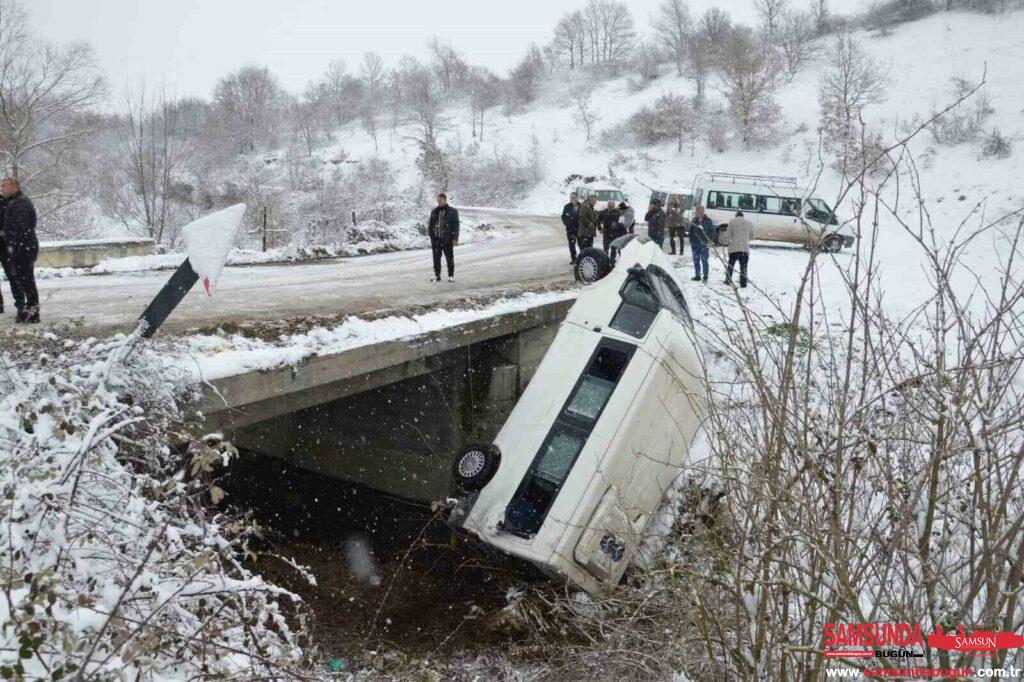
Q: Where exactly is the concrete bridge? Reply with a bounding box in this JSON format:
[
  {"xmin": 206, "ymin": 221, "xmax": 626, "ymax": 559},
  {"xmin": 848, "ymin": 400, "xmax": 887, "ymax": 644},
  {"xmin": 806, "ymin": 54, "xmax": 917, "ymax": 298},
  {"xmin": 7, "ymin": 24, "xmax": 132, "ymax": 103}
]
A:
[{"xmin": 203, "ymin": 298, "xmax": 573, "ymax": 502}]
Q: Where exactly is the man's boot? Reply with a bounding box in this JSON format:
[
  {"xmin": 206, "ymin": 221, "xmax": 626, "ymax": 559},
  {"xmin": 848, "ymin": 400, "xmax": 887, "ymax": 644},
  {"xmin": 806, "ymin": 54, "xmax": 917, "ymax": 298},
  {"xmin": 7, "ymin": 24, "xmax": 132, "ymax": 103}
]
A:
[{"xmin": 25, "ymin": 307, "xmax": 39, "ymax": 323}]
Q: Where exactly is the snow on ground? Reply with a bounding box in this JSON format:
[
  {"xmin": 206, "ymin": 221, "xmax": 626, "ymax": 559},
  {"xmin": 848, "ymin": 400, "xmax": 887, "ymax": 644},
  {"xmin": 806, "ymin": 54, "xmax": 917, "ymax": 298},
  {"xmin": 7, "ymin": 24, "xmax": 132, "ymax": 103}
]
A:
[
  {"xmin": 168, "ymin": 289, "xmax": 577, "ymax": 382},
  {"xmin": 33, "ymin": 212, "xmax": 528, "ymax": 280}
]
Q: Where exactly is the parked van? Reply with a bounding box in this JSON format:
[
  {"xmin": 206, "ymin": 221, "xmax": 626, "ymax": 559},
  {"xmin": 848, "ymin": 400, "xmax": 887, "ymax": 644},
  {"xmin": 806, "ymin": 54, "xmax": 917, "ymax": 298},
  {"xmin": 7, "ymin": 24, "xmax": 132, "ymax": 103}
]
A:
[
  {"xmin": 576, "ymin": 183, "xmax": 627, "ymax": 205},
  {"xmin": 449, "ymin": 236, "xmax": 705, "ymax": 593},
  {"xmin": 692, "ymin": 173, "xmax": 855, "ymax": 251}
]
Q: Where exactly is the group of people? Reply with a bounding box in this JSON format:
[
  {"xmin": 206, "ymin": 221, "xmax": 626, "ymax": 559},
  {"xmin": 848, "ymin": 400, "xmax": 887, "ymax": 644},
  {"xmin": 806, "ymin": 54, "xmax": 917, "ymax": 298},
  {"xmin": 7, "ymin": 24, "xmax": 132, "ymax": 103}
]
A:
[
  {"xmin": 0, "ymin": 177, "xmax": 39, "ymax": 324},
  {"xmin": 561, "ymin": 192, "xmax": 754, "ymax": 288}
]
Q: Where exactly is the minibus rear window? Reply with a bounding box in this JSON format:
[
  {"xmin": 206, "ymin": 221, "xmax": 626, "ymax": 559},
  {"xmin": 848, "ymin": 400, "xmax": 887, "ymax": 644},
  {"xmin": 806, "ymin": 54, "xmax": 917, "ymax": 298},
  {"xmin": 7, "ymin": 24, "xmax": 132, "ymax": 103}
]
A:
[{"xmin": 502, "ymin": 342, "xmax": 635, "ymax": 537}]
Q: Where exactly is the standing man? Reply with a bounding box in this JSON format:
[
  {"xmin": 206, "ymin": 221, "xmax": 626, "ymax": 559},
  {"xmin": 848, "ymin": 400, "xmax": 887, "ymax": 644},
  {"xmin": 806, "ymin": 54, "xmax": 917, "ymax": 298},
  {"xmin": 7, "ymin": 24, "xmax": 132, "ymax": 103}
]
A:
[
  {"xmin": 689, "ymin": 204, "xmax": 715, "ymax": 283},
  {"xmin": 617, "ymin": 201, "xmax": 635, "ymax": 235},
  {"xmin": 598, "ymin": 199, "xmax": 622, "ymax": 265},
  {"xmin": 724, "ymin": 210, "xmax": 754, "ymax": 288},
  {"xmin": 428, "ymin": 193, "xmax": 460, "ymax": 282},
  {"xmin": 645, "ymin": 199, "xmax": 667, "ymax": 250},
  {"xmin": 0, "ymin": 177, "xmax": 38, "ymax": 322},
  {"xmin": 561, "ymin": 192, "xmax": 581, "ymax": 264},
  {"xmin": 578, "ymin": 195, "xmax": 598, "ymax": 249},
  {"xmin": 667, "ymin": 197, "xmax": 685, "ymax": 255}
]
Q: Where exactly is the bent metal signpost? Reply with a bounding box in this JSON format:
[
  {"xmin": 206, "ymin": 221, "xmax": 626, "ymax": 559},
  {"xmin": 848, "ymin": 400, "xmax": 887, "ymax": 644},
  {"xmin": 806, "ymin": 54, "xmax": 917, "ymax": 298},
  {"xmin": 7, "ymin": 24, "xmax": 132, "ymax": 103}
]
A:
[{"xmin": 822, "ymin": 622, "xmax": 1024, "ymax": 678}]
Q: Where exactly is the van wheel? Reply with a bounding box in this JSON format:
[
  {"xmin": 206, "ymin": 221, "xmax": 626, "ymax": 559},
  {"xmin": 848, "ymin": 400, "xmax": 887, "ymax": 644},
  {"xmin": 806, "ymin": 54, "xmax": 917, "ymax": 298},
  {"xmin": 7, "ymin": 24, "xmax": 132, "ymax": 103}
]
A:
[
  {"xmin": 574, "ymin": 247, "xmax": 612, "ymax": 284},
  {"xmin": 452, "ymin": 444, "xmax": 501, "ymax": 492},
  {"xmin": 823, "ymin": 235, "xmax": 843, "ymax": 253}
]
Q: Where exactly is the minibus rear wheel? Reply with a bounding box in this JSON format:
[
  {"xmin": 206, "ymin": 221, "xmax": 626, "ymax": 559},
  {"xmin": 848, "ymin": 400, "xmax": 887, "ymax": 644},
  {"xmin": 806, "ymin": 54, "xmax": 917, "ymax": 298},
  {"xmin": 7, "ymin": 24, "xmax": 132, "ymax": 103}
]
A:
[
  {"xmin": 574, "ymin": 247, "xmax": 612, "ymax": 284},
  {"xmin": 452, "ymin": 444, "xmax": 501, "ymax": 491}
]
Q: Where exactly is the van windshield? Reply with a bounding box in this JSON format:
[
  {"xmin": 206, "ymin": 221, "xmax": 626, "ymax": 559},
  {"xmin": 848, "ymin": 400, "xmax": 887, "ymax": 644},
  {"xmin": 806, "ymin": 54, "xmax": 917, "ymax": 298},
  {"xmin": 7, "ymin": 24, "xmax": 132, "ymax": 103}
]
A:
[
  {"xmin": 594, "ymin": 190, "xmax": 624, "ymax": 202},
  {"xmin": 502, "ymin": 341, "xmax": 635, "ymax": 537}
]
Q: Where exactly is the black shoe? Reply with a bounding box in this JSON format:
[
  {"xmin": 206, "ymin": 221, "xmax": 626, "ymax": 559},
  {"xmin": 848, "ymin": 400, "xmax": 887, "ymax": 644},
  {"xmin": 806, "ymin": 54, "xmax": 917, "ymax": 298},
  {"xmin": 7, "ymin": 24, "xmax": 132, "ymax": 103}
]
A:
[
  {"xmin": 15, "ymin": 310, "xmax": 27, "ymax": 324},
  {"xmin": 669, "ymin": 250, "xmax": 676, "ymax": 255},
  {"xmin": 26, "ymin": 308, "xmax": 39, "ymax": 324},
  {"xmin": 740, "ymin": 281, "xmax": 747, "ymax": 288},
  {"xmin": 702, "ymin": 276, "xmax": 708, "ymax": 283},
  {"xmin": 431, "ymin": 276, "xmax": 441, "ymax": 282},
  {"xmin": 691, "ymin": 276, "xmax": 701, "ymax": 281}
]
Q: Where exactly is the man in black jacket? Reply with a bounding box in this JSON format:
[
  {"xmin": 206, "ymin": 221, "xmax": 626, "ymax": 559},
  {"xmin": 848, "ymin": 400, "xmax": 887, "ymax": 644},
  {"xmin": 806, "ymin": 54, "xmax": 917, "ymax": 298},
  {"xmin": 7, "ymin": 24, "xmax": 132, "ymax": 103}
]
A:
[
  {"xmin": 427, "ymin": 193, "xmax": 460, "ymax": 282},
  {"xmin": 598, "ymin": 200, "xmax": 623, "ymax": 266},
  {"xmin": 0, "ymin": 177, "xmax": 39, "ymax": 323},
  {"xmin": 560, "ymin": 192, "xmax": 581, "ymax": 264},
  {"xmin": 645, "ymin": 199, "xmax": 667, "ymax": 250}
]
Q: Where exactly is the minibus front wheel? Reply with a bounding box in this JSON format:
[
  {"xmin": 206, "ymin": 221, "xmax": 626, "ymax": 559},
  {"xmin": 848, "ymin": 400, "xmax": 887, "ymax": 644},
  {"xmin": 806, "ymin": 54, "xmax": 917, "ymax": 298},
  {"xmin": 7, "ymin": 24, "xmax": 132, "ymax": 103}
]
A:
[{"xmin": 452, "ymin": 443, "xmax": 501, "ymax": 492}]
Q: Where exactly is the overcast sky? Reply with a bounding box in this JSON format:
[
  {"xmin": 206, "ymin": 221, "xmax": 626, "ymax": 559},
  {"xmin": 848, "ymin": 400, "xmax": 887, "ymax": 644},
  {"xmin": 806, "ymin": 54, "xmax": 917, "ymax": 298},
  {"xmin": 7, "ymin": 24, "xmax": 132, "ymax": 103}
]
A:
[{"xmin": 29, "ymin": 0, "xmax": 864, "ymax": 101}]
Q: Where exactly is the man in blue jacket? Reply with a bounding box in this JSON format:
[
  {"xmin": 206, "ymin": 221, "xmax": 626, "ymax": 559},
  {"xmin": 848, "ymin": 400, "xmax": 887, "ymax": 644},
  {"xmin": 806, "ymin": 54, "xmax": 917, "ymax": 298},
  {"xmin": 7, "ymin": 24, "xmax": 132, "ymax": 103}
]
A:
[
  {"xmin": 427, "ymin": 193, "xmax": 460, "ymax": 282},
  {"xmin": 0, "ymin": 177, "xmax": 39, "ymax": 322},
  {"xmin": 689, "ymin": 204, "xmax": 716, "ymax": 282}
]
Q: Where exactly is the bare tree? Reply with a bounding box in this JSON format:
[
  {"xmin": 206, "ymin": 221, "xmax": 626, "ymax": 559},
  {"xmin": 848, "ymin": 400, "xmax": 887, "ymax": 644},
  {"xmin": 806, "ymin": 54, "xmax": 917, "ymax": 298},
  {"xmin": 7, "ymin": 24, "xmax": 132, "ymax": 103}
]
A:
[
  {"xmin": 583, "ymin": 0, "xmax": 636, "ymax": 64},
  {"xmin": 360, "ymin": 52, "xmax": 386, "ymax": 150},
  {"xmin": 108, "ymin": 86, "xmax": 190, "ymax": 243},
  {"xmin": 632, "ymin": 41, "xmax": 663, "ymax": 83},
  {"xmin": 718, "ymin": 28, "xmax": 783, "ymax": 147},
  {"xmin": 754, "ymin": 0, "xmax": 791, "ymax": 33},
  {"xmin": 0, "ymin": 0, "xmax": 105, "ymax": 186},
  {"xmin": 398, "ymin": 59, "xmax": 448, "ymax": 146},
  {"xmin": 553, "ymin": 10, "xmax": 588, "ymax": 69},
  {"xmin": 427, "ymin": 36, "xmax": 468, "ymax": 93},
  {"xmin": 659, "ymin": 92, "xmax": 698, "ymax": 153},
  {"xmin": 810, "ymin": 0, "xmax": 830, "ymax": 32},
  {"xmin": 311, "ymin": 59, "xmax": 362, "ymax": 128},
  {"xmin": 570, "ymin": 89, "xmax": 600, "ymax": 141},
  {"xmin": 467, "ymin": 66, "xmax": 500, "ymax": 141},
  {"xmin": 654, "ymin": 0, "xmax": 693, "ymax": 76},
  {"xmin": 818, "ymin": 30, "xmax": 888, "ymax": 169},
  {"xmin": 777, "ymin": 10, "xmax": 822, "ymax": 81},
  {"xmin": 687, "ymin": 8, "xmax": 733, "ymax": 108},
  {"xmin": 212, "ymin": 65, "xmax": 286, "ymax": 153},
  {"xmin": 289, "ymin": 91, "xmax": 325, "ymax": 156}
]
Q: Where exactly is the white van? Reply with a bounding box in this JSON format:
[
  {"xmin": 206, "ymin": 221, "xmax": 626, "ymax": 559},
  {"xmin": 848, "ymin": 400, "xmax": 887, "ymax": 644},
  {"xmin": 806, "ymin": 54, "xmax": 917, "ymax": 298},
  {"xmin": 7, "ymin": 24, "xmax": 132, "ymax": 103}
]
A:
[
  {"xmin": 576, "ymin": 183, "xmax": 627, "ymax": 205},
  {"xmin": 693, "ymin": 173, "xmax": 855, "ymax": 252},
  {"xmin": 449, "ymin": 237, "xmax": 705, "ymax": 593}
]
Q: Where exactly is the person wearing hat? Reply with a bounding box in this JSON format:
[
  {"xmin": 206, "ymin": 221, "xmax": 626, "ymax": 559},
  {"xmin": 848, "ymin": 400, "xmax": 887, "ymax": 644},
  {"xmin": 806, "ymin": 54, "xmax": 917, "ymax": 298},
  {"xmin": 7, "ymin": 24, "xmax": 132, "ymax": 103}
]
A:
[
  {"xmin": 645, "ymin": 198, "xmax": 667, "ymax": 250},
  {"xmin": 724, "ymin": 210, "xmax": 754, "ymax": 288}
]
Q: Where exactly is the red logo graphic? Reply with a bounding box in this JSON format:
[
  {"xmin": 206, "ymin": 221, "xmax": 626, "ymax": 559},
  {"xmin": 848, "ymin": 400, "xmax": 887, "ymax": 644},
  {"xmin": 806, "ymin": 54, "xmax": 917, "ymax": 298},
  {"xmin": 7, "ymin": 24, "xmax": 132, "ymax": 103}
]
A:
[{"xmin": 927, "ymin": 626, "xmax": 1024, "ymax": 654}]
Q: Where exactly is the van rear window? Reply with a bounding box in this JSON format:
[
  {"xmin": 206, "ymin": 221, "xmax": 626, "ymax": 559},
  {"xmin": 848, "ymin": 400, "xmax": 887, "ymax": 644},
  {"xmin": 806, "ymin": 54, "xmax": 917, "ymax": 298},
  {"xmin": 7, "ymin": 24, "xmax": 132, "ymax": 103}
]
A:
[{"xmin": 502, "ymin": 341, "xmax": 635, "ymax": 537}]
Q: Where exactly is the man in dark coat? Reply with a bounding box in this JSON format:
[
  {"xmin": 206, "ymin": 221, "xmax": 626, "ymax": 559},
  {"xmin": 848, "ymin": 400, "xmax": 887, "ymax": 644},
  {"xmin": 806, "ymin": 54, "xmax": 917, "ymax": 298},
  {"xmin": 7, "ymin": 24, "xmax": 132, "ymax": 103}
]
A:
[
  {"xmin": 0, "ymin": 177, "xmax": 39, "ymax": 322},
  {"xmin": 561, "ymin": 192, "xmax": 581, "ymax": 264},
  {"xmin": 577, "ymin": 195, "xmax": 598, "ymax": 249},
  {"xmin": 645, "ymin": 199, "xmax": 667, "ymax": 250},
  {"xmin": 689, "ymin": 204, "xmax": 716, "ymax": 283},
  {"xmin": 427, "ymin": 193, "xmax": 460, "ymax": 282},
  {"xmin": 666, "ymin": 198, "xmax": 686, "ymax": 255},
  {"xmin": 598, "ymin": 200, "xmax": 622, "ymax": 264}
]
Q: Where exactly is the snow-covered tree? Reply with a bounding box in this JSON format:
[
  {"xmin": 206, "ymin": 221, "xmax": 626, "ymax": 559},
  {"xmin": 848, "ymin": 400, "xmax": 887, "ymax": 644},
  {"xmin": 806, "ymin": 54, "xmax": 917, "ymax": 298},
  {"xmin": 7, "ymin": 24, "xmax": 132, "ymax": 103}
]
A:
[
  {"xmin": 653, "ymin": 0, "xmax": 693, "ymax": 76},
  {"xmin": 211, "ymin": 65, "xmax": 287, "ymax": 153},
  {"xmin": 718, "ymin": 28, "xmax": 783, "ymax": 147}
]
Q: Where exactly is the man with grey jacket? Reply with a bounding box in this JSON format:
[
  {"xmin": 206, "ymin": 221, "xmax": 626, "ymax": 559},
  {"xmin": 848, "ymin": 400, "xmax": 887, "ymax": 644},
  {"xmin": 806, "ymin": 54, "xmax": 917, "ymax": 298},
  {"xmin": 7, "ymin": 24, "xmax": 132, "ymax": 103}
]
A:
[{"xmin": 724, "ymin": 210, "xmax": 754, "ymax": 288}]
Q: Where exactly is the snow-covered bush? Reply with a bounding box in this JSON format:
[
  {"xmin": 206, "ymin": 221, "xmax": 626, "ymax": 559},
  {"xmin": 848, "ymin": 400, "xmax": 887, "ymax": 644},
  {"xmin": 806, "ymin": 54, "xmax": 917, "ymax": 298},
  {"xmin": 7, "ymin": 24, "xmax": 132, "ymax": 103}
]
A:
[
  {"xmin": 980, "ymin": 127, "xmax": 1012, "ymax": 158},
  {"xmin": 0, "ymin": 334, "xmax": 312, "ymax": 679},
  {"xmin": 862, "ymin": 0, "xmax": 936, "ymax": 29},
  {"xmin": 929, "ymin": 77, "xmax": 993, "ymax": 145}
]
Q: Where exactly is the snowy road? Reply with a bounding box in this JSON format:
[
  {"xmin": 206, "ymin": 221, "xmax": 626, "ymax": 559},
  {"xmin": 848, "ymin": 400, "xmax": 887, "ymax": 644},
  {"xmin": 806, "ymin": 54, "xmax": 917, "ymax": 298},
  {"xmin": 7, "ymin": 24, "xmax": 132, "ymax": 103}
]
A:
[{"xmin": 7, "ymin": 209, "xmax": 576, "ymax": 337}]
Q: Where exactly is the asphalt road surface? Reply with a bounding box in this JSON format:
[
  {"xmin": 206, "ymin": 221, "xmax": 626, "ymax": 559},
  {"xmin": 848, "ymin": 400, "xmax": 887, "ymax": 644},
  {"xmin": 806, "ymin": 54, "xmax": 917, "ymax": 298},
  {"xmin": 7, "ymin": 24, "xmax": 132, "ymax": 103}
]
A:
[{"xmin": 2, "ymin": 209, "xmax": 576, "ymax": 338}]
